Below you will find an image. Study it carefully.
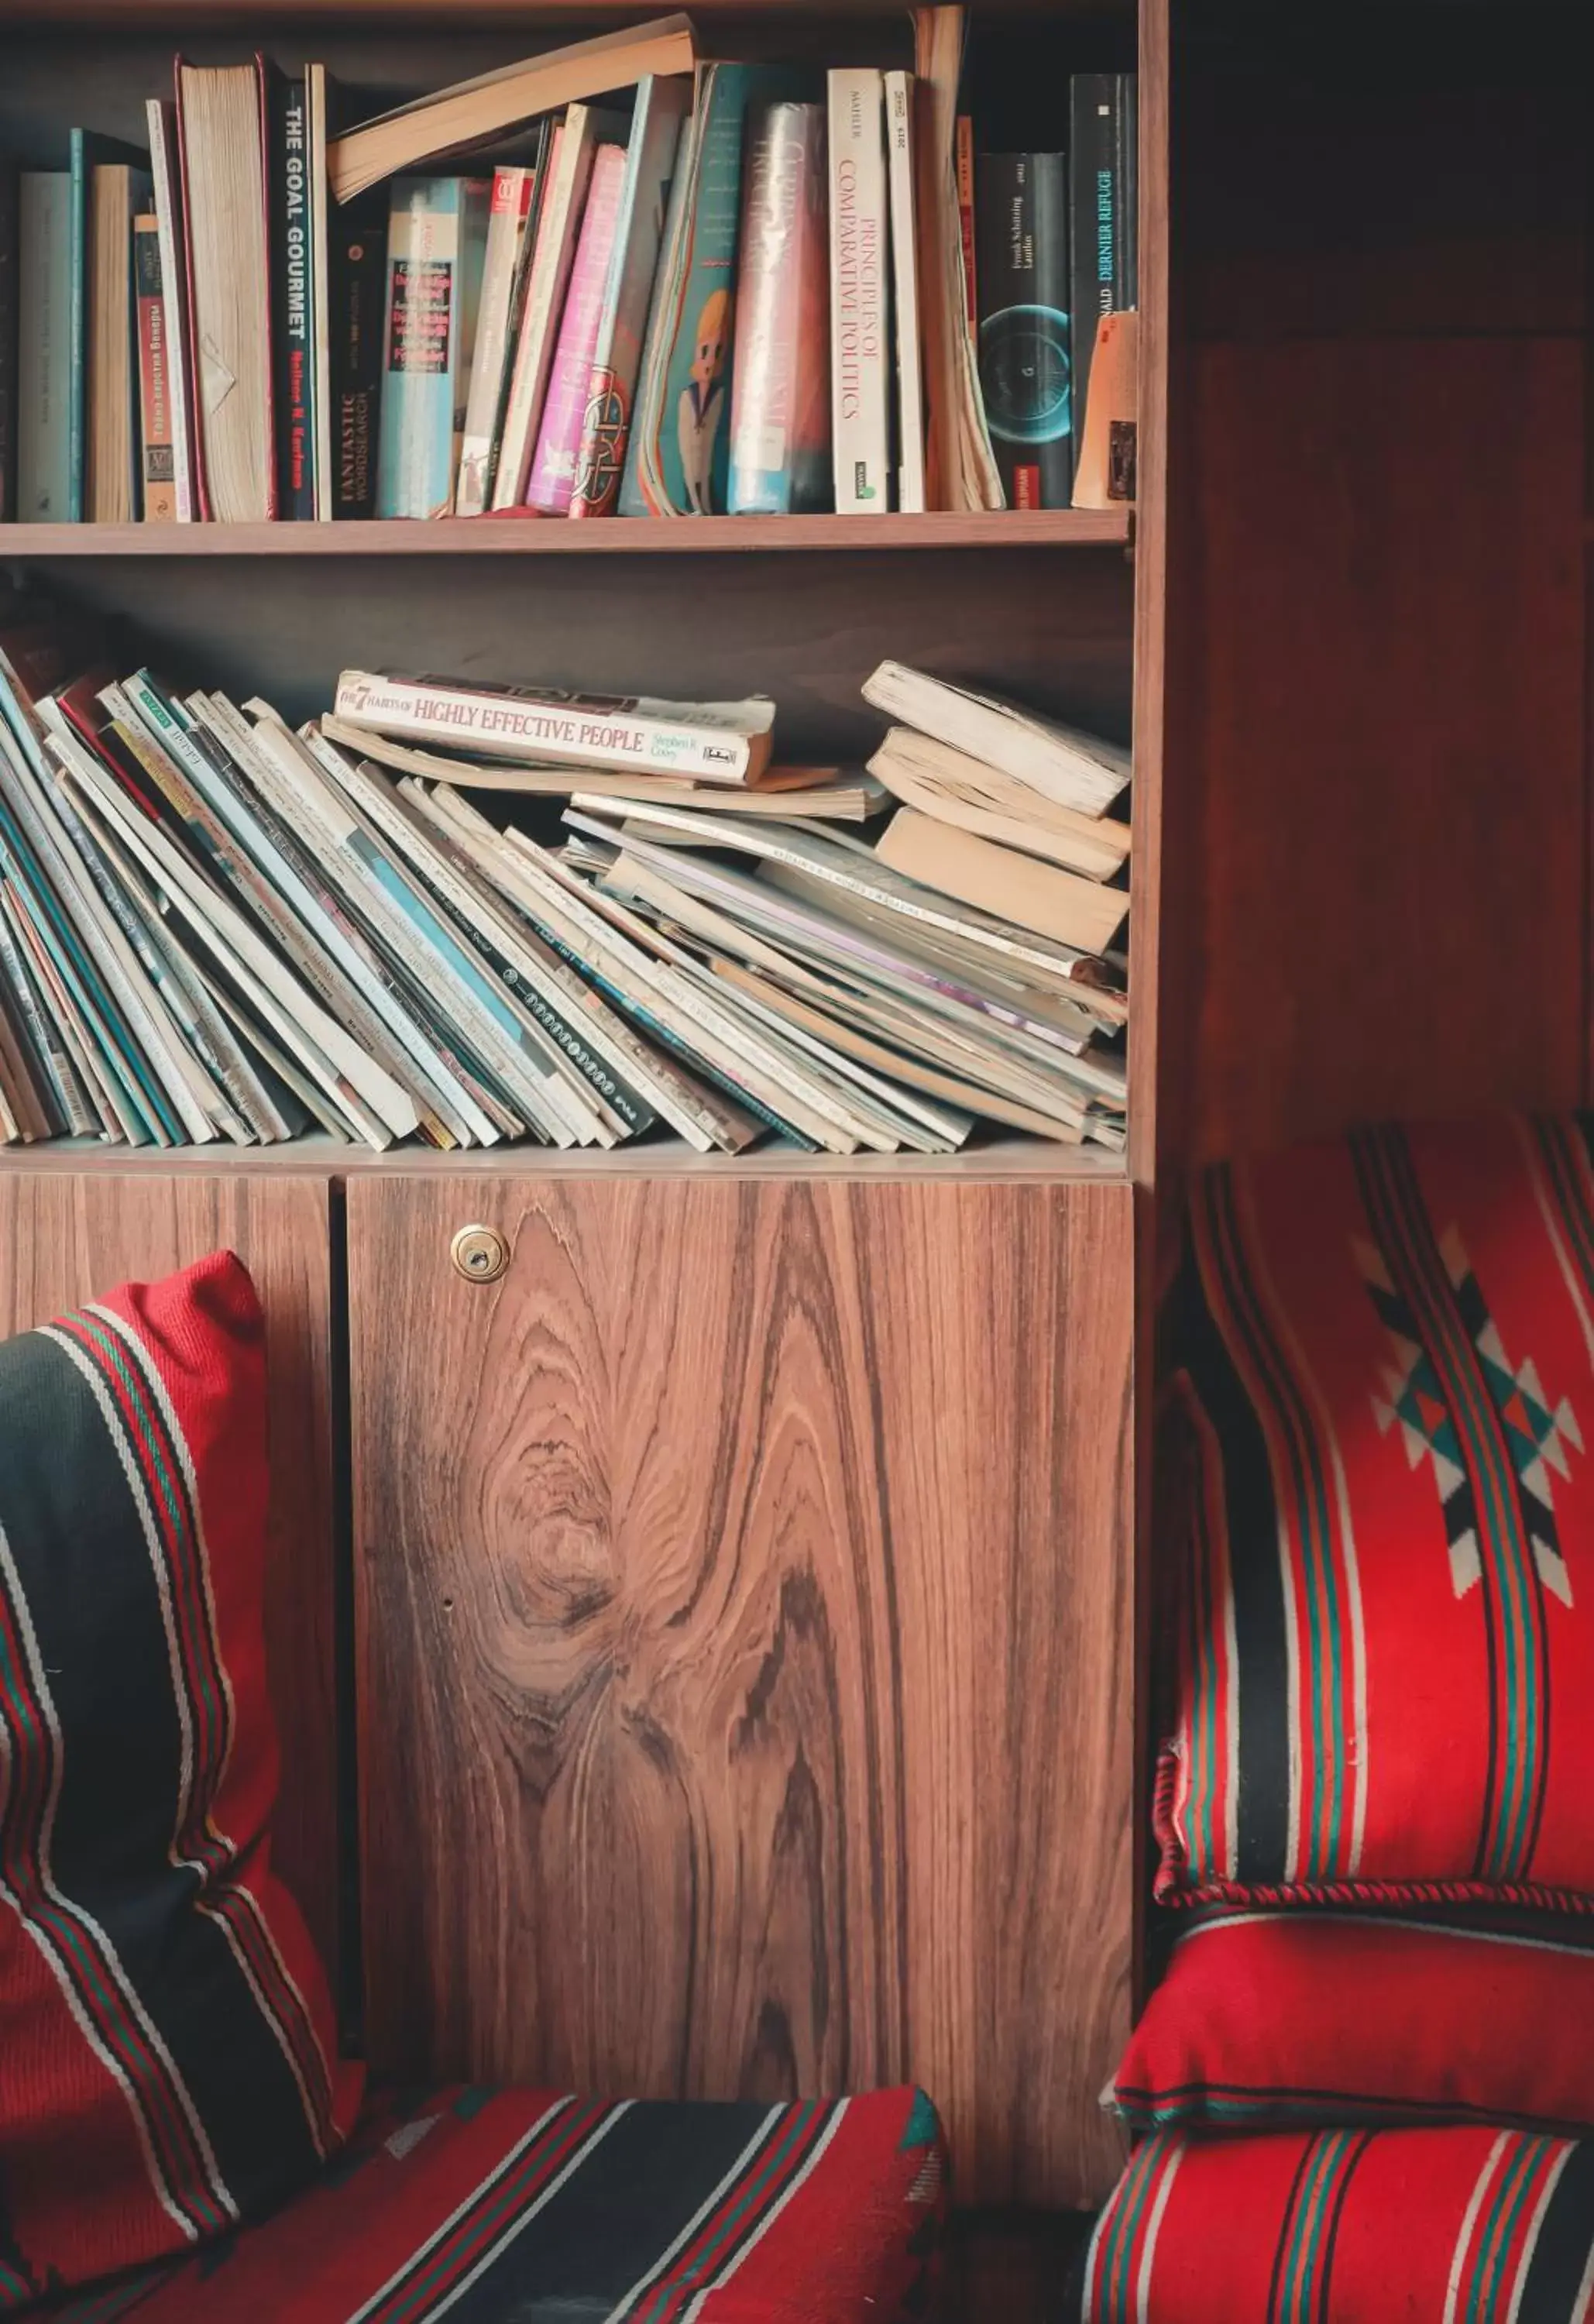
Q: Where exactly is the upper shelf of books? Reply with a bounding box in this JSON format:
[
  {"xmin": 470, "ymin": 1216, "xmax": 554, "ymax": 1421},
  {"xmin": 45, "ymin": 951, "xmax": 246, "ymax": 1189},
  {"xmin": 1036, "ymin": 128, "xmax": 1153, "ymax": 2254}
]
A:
[{"xmin": 0, "ymin": 7, "xmax": 1140, "ymax": 541}]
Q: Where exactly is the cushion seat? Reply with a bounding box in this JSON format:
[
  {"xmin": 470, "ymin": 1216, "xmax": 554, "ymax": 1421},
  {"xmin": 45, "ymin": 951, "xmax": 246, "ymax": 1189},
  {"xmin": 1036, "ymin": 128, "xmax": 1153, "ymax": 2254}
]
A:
[{"xmin": 38, "ymin": 2083, "xmax": 947, "ymax": 2323}]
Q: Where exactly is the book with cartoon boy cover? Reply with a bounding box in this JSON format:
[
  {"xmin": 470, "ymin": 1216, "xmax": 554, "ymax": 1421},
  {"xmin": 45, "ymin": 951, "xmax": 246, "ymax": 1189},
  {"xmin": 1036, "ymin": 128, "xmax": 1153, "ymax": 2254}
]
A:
[{"xmin": 620, "ymin": 63, "xmax": 808, "ymax": 516}]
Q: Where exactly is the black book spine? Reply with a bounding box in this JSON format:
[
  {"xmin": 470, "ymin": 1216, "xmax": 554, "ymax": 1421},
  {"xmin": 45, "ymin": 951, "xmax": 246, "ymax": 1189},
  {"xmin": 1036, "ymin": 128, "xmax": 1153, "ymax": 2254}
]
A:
[
  {"xmin": 1069, "ymin": 73, "xmax": 1121, "ymax": 457},
  {"xmin": 977, "ymin": 154, "xmax": 1073, "ymax": 508},
  {"xmin": 330, "ymin": 210, "xmax": 386, "ymax": 520},
  {"xmin": 0, "ymin": 170, "xmax": 15, "ymax": 523},
  {"xmin": 1119, "ymin": 75, "xmax": 1139, "ymax": 310},
  {"xmin": 270, "ymin": 77, "xmax": 314, "ymax": 521}
]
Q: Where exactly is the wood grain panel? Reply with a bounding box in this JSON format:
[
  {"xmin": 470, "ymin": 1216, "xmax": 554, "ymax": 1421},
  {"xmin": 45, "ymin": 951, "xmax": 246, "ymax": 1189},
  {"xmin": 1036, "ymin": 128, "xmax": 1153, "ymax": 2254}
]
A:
[
  {"xmin": 1171, "ymin": 335, "xmax": 1585, "ymax": 1163},
  {"xmin": 349, "ymin": 1171, "xmax": 1133, "ymax": 2208},
  {"xmin": 0, "ymin": 1174, "xmax": 342, "ymax": 1976}
]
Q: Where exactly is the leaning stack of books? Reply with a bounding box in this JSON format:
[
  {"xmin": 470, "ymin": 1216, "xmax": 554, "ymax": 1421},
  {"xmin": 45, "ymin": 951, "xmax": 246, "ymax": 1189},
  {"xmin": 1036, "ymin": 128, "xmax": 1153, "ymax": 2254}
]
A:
[
  {"xmin": 0, "ymin": 12, "xmax": 1136, "ymax": 525},
  {"xmin": 0, "ymin": 594, "xmax": 1127, "ymax": 1153}
]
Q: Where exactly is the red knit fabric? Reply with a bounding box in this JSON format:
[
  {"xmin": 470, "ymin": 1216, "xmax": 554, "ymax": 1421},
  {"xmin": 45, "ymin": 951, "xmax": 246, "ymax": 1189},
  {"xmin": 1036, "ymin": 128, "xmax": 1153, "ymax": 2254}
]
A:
[
  {"xmin": 0, "ymin": 1254, "xmax": 361, "ymax": 2310},
  {"xmin": 1157, "ymin": 1115, "xmax": 1594, "ymax": 1910},
  {"xmin": 37, "ymin": 2084, "xmax": 947, "ymax": 2322},
  {"xmin": 1077, "ymin": 2126, "xmax": 1594, "ymax": 2324},
  {"xmin": 1114, "ymin": 1909, "xmax": 1594, "ymax": 2136}
]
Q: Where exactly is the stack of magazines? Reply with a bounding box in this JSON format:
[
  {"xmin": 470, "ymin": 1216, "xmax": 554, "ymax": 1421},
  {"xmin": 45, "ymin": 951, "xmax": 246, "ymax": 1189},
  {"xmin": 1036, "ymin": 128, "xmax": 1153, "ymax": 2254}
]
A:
[{"xmin": 0, "ymin": 598, "xmax": 1129, "ymax": 1153}]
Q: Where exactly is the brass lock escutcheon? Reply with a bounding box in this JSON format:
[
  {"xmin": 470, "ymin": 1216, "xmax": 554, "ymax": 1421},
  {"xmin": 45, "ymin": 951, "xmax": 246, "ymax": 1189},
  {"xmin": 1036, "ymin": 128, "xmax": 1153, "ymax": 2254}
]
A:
[{"xmin": 451, "ymin": 1223, "xmax": 510, "ymax": 1284}]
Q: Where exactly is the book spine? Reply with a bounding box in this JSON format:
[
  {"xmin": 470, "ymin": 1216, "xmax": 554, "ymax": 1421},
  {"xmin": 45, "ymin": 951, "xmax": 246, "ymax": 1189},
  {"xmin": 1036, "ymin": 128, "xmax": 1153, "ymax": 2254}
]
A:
[
  {"xmin": 0, "ymin": 171, "xmax": 15, "ymax": 524},
  {"xmin": 146, "ymin": 105, "xmax": 194, "ymax": 521},
  {"xmin": 307, "ymin": 65, "xmax": 333, "ymax": 518},
  {"xmin": 490, "ymin": 119, "xmax": 582, "ymax": 512},
  {"xmin": 1069, "ymin": 73, "xmax": 1121, "ymax": 463},
  {"xmin": 527, "ymin": 142, "xmax": 626, "ymax": 516},
  {"xmin": 455, "ymin": 166, "xmax": 531, "ymax": 517},
  {"xmin": 67, "ymin": 131, "xmax": 87, "ymax": 524},
  {"xmin": 330, "ymin": 210, "xmax": 385, "ymax": 518},
  {"xmin": 132, "ymin": 217, "xmax": 178, "ymax": 522},
  {"xmin": 1120, "ymin": 74, "xmax": 1138, "ymax": 309},
  {"xmin": 334, "ymin": 670, "xmax": 754, "ymax": 782},
  {"xmin": 728, "ymin": 102, "xmax": 829, "ymax": 517},
  {"xmin": 885, "ymin": 74, "xmax": 925, "ymax": 515},
  {"xmin": 955, "ymin": 114, "xmax": 977, "ymax": 332},
  {"xmin": 977, "ymin": 153, "xmax": 1072, "ymax": 509},
  {"xmin": 827, "ymin": 70, "xmax": 889, "ymax": 514},
  {"xmin": 571, "ymin": 81, "xmax": 690, "ymax": 521},
  {"xmin": 270, "ymin": 77, "xmax": 314, "ymax": 520},
  {"xmin": 16, "ymin": 176, "xmax": 71, "ymax": 521},
  {"xmin": 0, "ymin": 874, "xmax": 88, "ymax": 1130},
  {"xmin": 377, "ymin": 177, "xmax": 464, "ymax": 521}
]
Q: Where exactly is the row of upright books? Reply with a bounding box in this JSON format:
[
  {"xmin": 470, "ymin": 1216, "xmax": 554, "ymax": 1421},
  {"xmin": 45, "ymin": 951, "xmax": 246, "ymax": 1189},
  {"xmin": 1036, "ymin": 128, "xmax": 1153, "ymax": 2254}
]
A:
[
  {"xmin": 0, "ymin": 9, "xmax": 1136, "ymax": 524},
  {"xmin": 0, "ymin": 593, "xmax": 1129, "ymax": 1153}
]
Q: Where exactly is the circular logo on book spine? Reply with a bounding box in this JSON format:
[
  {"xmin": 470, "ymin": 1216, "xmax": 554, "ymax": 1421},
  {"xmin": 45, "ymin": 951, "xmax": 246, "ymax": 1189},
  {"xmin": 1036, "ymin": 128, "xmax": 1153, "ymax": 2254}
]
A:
[{"xmin": 978, "ymin": 304, "xmax": 1071, "ymax": 445}]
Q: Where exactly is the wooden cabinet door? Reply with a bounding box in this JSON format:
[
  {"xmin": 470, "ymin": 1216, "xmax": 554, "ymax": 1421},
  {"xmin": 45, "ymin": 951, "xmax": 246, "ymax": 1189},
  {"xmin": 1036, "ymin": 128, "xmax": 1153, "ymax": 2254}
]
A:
[
  {"xmin": 348, "ymin": 1169, "xmax": 1133, "ymax": 2207},
  {"xmin": 0, "ymin": 1168, "xmax": 341, "ymax": 1980}
]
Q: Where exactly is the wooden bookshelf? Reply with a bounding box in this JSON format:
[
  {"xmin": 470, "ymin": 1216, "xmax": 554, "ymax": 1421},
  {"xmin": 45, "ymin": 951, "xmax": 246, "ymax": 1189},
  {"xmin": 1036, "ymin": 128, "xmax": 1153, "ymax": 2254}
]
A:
[
  {"xmin": 0, "ymin": 0, "xmax": 1162, "ymax": 2261},
  {"xmin": 0, "ymin": 509, "xmax": 1132, "ymax": 557}
]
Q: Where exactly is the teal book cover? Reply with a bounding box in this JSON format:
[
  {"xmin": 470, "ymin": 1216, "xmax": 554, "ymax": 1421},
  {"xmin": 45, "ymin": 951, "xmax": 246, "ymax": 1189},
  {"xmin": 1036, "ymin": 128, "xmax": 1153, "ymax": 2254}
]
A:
[
  {"xmin": 376, "ymin": 175, "xmax": 490, "ymax": 520},
  {"xmin": 620, "ymin": 64, "xmax": 807, "ymax": 517}
]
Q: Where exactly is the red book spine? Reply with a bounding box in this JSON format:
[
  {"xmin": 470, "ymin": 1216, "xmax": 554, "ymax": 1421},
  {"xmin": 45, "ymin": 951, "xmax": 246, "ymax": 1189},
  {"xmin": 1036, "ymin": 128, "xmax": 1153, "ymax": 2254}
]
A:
[{"xmin": 955, "ymin": 115, "xmax": 977, "ymax": 332}]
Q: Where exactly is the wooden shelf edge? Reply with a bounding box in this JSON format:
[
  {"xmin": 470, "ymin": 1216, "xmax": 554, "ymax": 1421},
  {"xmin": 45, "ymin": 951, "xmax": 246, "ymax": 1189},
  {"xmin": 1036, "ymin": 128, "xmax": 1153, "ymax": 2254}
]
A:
[
  {"xmin": 0, "ymin": 510, "xmax": 1133, "ymax": 559},
  {"xmin": 0, "ymin": 1135, "xmax": 1127, "ymax": 1183}
]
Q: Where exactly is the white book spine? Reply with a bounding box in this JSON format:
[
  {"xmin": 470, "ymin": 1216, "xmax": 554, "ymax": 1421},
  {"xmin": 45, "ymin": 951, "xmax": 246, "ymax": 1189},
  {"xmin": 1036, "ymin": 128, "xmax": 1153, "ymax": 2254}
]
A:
[
  {"xmin": 884, "ymin": 73, "xmax": 926, "ymax": 515},
  {"xmin": 332, "ymin": 669, "xmax": 757, "ymax": 782},
  {"xmin": 491, "ymin": 117, "xmax": 596, "ymax": 510},
  {"xmin": 826, "ymin": 69, "xmax": 890, "ymax": 514},
  {"xmin": 456, "ymin": 166, "xmax": 531, "ymax": 517}
]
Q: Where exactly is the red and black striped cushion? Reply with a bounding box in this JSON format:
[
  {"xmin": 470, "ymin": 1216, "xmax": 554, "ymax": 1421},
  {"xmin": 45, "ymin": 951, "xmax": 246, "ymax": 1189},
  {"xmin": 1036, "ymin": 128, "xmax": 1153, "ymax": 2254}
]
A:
[
  {"xmin": 37, "ymin": 2082, "xmax": 947, "ymax": 2322},
  {"xmin": 1157, "ymin": 1115, "xmax": 1594, "ymax": 1912},
  {"xmin": 1076, "ymin": 2126, "xmax": 1594, "ymax": 2324},
  {"xmin": 1113, "ymin": 1908, "xmax": 1594, "ymax": 2137},
  {"xmin": 0, "ymin": 1254, "xmax": 362, "ymax": 2309}
]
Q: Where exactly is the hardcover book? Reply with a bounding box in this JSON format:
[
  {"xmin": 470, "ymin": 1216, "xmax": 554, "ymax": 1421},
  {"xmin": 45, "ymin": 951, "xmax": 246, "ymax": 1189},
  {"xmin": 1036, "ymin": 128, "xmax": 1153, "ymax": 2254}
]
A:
[
  {"xmin": 570, "ymin": 75, "xmax": 692, "ymax": 519},
  {"xmin": 1068, "ymin": 73, "xmax": 1133, "ymax": 472},
  {"xmin": 727, "ymin": 101, "xmax": 830, "ymax": 517},
  {"xmin": 145, "ymin": 101, "xmax": 195, "ymax": 521},
  {"xmin": 329, "ymin": 206, "xmax": 386, "ymax": 518},
  {"xmin": 526, "ymin": 142, "xmax": 625, "ymax": 516},
  {"xmin": 176, "ymin": 58, "xmax": 277, "ymax": 521},
  {"xmin": 827, "ymin": 69, "xmax": 889, "ymax": 514},
  {"xmin": 16, "ymin": 174, "xmax": 71, "ymax": 521},
  {"xmin": 270, "ymin": 74, "xmax": 314, "ymax": 520},
  {"xmin": 977, "ymin": 152, "xmax": 1072, "ymax": 508},
  {"xmin": 376, "ymin": 175, "xmax": 491, "ymax": 521}
]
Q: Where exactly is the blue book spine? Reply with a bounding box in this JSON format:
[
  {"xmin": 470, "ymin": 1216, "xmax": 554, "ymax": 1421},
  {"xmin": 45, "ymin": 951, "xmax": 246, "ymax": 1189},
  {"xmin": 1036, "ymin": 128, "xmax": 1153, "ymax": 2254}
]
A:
[{"xmin": 376, "ymin": 177, "xmax": 490, "ymax": 519}]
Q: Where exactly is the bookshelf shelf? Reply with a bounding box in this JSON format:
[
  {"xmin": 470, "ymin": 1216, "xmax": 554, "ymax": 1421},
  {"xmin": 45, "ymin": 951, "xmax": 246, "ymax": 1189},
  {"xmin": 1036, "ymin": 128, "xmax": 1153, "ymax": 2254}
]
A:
[
  {"xmin": 0, "ymin": 1133, "xmax": 1125, "ymax": 1180},
  {"xmin": 0, "ymin": 511, "xmax": 1132, "ymax": 558}
]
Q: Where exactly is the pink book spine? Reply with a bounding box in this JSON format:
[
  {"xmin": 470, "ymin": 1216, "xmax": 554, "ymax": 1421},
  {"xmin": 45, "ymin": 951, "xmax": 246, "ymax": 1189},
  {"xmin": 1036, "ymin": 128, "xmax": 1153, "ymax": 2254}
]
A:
[{"xmin": 526, "ymin": 143, "xmax": 626, "ymax": 516}]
